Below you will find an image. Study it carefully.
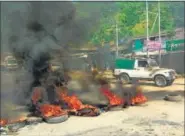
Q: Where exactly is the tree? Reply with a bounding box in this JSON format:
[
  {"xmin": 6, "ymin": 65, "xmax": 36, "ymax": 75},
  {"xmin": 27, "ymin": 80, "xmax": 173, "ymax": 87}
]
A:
[
  {"xmin": 169, "ymin": 2, "xmax": 184, "ymax": 28},
  {"xmin": 88, "ymin": 2, "xmax": 177, "ymax": 46}
]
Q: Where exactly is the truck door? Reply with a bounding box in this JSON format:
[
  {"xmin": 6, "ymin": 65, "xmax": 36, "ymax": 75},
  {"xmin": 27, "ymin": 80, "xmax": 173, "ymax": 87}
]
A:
[{"xmin": 134, "ymin": 60, "xmax": 151, "ymax": 78}]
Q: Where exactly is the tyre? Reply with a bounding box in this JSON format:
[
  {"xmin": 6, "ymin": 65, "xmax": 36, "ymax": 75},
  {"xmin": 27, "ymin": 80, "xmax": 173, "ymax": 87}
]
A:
[
  {"xmin": 7, "ymin": 122, "xmax": 26, "ymax": 132},
  {"xmin": 76, "ymin": 108, "xmax": 101, "ymax": 116},
  {"xmin": 154, "ymin": 75, "xmax": 167, "ymax": 87},
  {"xmin": 119, "ymin": 73, "xmax": 130, "ymax": 84},
  {"xmin": 44, "ymin": 114, "xmax": 68, "ymax": 124},
  {"xmin": 164, "ymin": 94, "xmax": 182, "ymax": 102},
  {"xmin": 109, "ymin": 105, "xmax": 123, "ymax": 111},
  {"xmin": 26, "ymin": 117, "xmax": 43, "ymax": 125}
]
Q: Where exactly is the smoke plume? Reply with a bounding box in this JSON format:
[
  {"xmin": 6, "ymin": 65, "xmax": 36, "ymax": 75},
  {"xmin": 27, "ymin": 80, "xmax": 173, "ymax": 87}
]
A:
[{"xmin": 0, "ymin": 1, "xmax": 103, "ymax": 119}]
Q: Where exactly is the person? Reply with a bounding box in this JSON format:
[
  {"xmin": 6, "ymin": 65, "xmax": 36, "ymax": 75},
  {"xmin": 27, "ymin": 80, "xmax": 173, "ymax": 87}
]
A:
[
  {"xmin": 91, "ymin": 62, "xmax": 99, "ymax": 79},
  {"xmin": 29, "ymin": 85, "xmax": 61, "ymax": 116},
  {"xmin": 29, "ymin": 63, "xmax": 67, "ymax": 115}
]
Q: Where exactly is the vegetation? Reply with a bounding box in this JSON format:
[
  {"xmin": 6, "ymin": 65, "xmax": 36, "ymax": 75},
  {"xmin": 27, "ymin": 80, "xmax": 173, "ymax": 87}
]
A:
[{"xmin": 75, "ymin": 2, "xmax": 184, "ymax": 47}]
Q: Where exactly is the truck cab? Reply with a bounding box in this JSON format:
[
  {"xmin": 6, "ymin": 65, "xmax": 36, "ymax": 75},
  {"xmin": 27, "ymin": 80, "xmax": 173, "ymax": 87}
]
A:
[{"xmin": 114, "ymin": 57, "xmax": 176, "ymax": 87}]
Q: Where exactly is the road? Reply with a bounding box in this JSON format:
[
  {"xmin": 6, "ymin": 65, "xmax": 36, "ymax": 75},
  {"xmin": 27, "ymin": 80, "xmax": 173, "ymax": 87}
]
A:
[{"xmin": 3, "ymin": 77, "xmax": 183, "ymax": 136}]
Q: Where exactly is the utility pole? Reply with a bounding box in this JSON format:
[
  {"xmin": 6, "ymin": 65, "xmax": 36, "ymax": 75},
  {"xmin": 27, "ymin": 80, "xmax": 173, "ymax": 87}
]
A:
[
  {"xmin": 146, "ymin": 0, "xmax": 149, "ymax": 57},
  {"xmin": 158, "ymin": 1, "xmax": 161, "ymax": 66},
  {"xmin": 150, "ymin": 13, "xmax": 158, "ymax": 35},
  {"xmin": 116, "ymin": 23, "xmax": 119, "ymax": 58}
]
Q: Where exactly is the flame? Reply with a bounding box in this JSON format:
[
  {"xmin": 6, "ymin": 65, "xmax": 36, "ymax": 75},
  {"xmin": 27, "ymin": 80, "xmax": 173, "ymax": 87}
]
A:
[
  {"xmin": 39, "ymin": 104, "xmax": 67, "ymax": 118},
  {"xmin": 131, "ymin": 86, "xmax": 147, "ymax": 105},
  {"xmin": 0, "ymin": 119, "xmax": 8, "ymax": 126},
  {"xmin": 31, "ymin": 87, "xmax": 68, "ymax": 118},
  {"xmin": 56, "ymin": 87, "xmax": 97, "ymax": 111},
  {"xmin": 0, "ymin": 117, "xmax": 27, "ymax": 126},
  {"xmin": 31, "ymin": 87, "xmax": 42, "ymax": 105},
  {"xmin": 100, "ymin": 86, "xmax": 124, "ymax": 106},
  {"xmin": 58, "ymin": 90, "xmax": 83, "ymax": 110},
  {"xmin": 131, "ymin": 92, "xmax": 147, "ymax": 105}
]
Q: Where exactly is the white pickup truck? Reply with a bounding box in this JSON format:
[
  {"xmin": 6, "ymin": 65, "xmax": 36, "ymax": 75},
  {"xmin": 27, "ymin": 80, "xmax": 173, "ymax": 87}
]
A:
[{"xmin": 114, "ymin": 57, "xmax": 176, "ymax": 87}]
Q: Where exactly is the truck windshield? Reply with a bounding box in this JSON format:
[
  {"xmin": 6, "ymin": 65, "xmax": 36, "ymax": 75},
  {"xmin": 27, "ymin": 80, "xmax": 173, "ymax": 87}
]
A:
[{"xmin": 148, "ymin": 59, "xmax": 158, "ymax": 67}]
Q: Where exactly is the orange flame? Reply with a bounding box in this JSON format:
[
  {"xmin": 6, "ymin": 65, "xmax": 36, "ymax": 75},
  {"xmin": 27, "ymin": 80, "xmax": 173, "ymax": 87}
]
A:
[
  {"xmin": 131, "ymin": 92, "xmax": 147, "ymax": 105},
  {"xmin": 39, "ymin": 104, "xmax": 67, "ymax": 118},
  {"xmin": 0, "ymin": 119, "xmax": 8, "ymax": 126},
  {"xmin": 31, "ymin": 87, "xmax": 42, "ymax": 105},
  {"xmin": 56, "ymin": 87, "xmax": 97, "ymax": 111},
  {"xmin": 0, "ymin": 116, "xmax": 27, "ymax": 126},
  {"xmin": 100, "ymin": 86, "xmax": 124, "ymax": 106}
]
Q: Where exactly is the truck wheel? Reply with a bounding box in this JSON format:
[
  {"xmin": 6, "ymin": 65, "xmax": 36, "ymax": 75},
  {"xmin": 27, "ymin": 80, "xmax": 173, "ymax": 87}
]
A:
[
  {"xmin": 154, "ymin": 75, "xmax": 167, "ymax": 87},
  {"xmin": 119, "ymin": 73, "xmax": 130, "ymax": 84}
]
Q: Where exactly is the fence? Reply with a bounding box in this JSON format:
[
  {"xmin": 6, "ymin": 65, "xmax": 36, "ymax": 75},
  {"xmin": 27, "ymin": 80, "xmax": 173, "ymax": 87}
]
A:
[
  {"xmin": 156, "ymin": 51, "xmax": 184, "ymax": 74},
  {"xmin": 92, "ymin": 51, "xmax": 185, "ymax": 74},
  {"xmin": 68, "ymin": 47, "xmax": 184, "ymax": 74}
]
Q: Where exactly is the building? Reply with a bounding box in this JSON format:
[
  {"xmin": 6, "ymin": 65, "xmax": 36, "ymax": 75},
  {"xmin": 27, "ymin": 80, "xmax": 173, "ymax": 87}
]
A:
[
  {"xmin": 125, "ymin": 28, "xmax": 184, "ymax": 54},
  {"xmin": 174, "ymin": 28, "xmax": 184, "ymax": 39}
]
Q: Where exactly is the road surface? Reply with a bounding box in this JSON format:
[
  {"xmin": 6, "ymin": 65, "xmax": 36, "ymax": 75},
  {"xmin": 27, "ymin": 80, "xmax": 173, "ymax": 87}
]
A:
[{"xmin": 5, "ymin": 78, "xmax": 184, "ymax": 136}]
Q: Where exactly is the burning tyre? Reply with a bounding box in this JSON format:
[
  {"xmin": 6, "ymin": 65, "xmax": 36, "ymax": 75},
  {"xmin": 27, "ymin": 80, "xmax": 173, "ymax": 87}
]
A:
[
  {"xmin": 39, "ymin": 104, "xmax": 69, "ymax": 124},
  {"xmin": 130, "ymin": 86, "xmax": 147, "ymax": 105},
  {"xmin": 100, "ymin": 84, "xmax": 125, "ymax": 110},
  {"xmin": 0, "ymin": 117, "xmax": 27, "ymax": 132},
  {"xmin": 55, "ymin": 86, "xmax": 101, "ymax": 117},
  {"xmin": 99, "ymin": 81, "xmax": 147, "ymax": 109}
]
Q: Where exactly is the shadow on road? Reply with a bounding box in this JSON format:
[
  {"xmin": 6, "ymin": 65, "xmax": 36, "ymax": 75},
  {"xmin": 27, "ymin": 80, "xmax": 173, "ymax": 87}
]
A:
[
  {"xmin": 110, "ymin": 80, "xmax": 185, "ymax": 87},
  {"xmin": 139, "ymin": 82, "xmax": 155, "ymax": 86},
  {"xmin": 139, "ymin": 82, "xmax": 185, "ymax": 86}
]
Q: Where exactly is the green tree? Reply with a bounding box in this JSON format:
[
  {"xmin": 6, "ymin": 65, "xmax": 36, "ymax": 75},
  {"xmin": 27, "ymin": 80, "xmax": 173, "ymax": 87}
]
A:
[{"xmin": 75, "ymin": 2, "xmax": 181, "ymax": 47}]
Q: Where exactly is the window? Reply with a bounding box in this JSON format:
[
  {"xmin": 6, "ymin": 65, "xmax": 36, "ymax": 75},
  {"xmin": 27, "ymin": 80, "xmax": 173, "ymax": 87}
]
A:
[
  {"xmin": 148, "ymin": 59, "xmax": 158, "ymax": 67},
  {"xmin": 138, "ymin": 61, "xmax": 148, "ymax": 67}
]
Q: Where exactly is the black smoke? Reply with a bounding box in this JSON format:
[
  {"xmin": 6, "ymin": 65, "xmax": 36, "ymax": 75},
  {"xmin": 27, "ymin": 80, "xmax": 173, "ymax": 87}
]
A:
[
  {"xmin": 3, "ymin": 2, "xmax": 100, "ymax": 83},
  {"xmin": 0, "ymin": 1, "xmax": 104, "ymax": 119}
]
